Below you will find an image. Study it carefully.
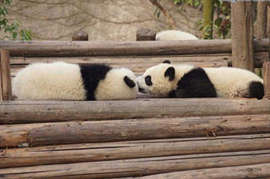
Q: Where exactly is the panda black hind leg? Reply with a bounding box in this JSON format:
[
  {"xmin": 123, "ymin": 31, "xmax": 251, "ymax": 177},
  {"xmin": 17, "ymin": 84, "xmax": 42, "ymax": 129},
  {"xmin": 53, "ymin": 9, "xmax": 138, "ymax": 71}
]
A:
[
  {"xmin": 247, "ymin": 81, "xmax": 264, "ymax": 99},
  {"xmin": 174, "ymin": 68, "xmax": 217, "ymax": 98}
]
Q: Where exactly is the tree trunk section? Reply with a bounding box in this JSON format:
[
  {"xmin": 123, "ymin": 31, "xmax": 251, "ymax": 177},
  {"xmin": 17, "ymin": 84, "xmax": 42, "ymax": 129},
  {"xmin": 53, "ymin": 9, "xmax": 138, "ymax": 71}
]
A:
[{"xmin": 202, "ymin": 0, "xmax": 214, "ymax": 39}]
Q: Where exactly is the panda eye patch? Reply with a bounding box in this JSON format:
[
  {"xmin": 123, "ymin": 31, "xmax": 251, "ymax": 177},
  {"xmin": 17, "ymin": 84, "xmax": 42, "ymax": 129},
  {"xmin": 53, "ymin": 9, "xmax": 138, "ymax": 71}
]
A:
[{"xmin": 145, "ymin": 75, "xmax": 152, "ymax": 86}]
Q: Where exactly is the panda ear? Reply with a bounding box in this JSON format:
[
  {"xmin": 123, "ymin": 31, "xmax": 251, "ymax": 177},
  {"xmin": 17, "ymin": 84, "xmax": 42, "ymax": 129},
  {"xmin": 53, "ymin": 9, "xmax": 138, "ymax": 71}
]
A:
[
  {"xmin": 163, "ymin": 60, "xmax": 171, "ymax": 64},
  {"xmin": 124, "ymin": 76, "xmax": 136, "ymax": 88},
  {"xmin": 164, "ymin": 67, "xmax": 175, "ymax": 81}
]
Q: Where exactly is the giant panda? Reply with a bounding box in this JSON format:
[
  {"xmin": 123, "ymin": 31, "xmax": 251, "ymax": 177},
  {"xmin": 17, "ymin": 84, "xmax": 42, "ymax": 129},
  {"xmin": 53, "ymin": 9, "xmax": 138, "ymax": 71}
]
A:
[
  {"xmin": 136, "ymin": 60, "xmax": 264, "ymax": 99},
  {"xmin": 13, "ymin": 62, "xmax": 138, "ymax": 100},
  {"xmin": 156, "ymin": 30, "xmax": 198, "ymax": 41}
]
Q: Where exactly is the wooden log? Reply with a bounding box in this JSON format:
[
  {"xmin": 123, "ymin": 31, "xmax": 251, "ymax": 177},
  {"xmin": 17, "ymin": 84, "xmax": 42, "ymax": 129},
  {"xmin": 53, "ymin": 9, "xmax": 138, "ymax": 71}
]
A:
[
  {"xmin": 255, "ymin": 1, "xmax": 268, "ymax": 39},
  {"xmin": 231, "ymin": 1, "xmax": 254, "ymax": 71},
  {"xmin": 1, "ymin": 134, "xmax": 270, "ymax": 168},
  {"xmin": 1, "ymin": 150, "xmax": 270, "ymax": 179},
  {"xmin": 136, "ymin": 28, "xmax": 156, "ymax": 41},
  {"xmin": 0, "ymin": 50, "xmax": 11, "ymax": 101},
  {"xmin": 2, "ymin": 114, "xmax": 270, "ymax": 148},
  {"xmin": 2, "ymin": 98, "xmax": 270, "ymax": 124},
  {"xmin": 72, "ymin": 31, "xmax": 88, "ymax": 41},
  {"xmin": 264, "ymin": 62, "xmax": 270, "ymax": 99},
  {"xmin": 0, "ymin": 39, "xmax": 268, "ymax": 57},
  {"xmin": 1, "ymin": 99, "xmax": 270, "ymax": 124},
  {"xmin": 131, "ymin": 163, "xmax": 270, "ymax": 179}
]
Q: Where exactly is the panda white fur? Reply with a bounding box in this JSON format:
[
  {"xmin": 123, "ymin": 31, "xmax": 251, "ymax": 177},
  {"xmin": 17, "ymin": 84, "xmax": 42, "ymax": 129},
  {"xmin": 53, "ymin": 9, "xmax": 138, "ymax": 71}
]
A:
[
  {"xmin": 13, "ymin": 62, "xmax": 138, "ymax": 100},
  {"xmin": 156, "ymin": 30, "xmax": 198, "ymax": 41},
  {"xmin": 137, "ymin": 60, "xmax": 264, "ymax": 99}
]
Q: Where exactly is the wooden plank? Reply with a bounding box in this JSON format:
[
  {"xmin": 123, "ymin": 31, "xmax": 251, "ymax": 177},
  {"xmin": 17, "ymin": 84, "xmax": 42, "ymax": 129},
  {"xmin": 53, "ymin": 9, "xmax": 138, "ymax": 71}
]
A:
[
  {"xmin": 231, "ymin": 1, "xmax": 254, "ymax": 71},
  {"xmin": 1, "ymin": 114, "xmax": 270, "ymax": 148},
  {"xmin": 130, "ymin": 163, "xmax": 270, "ymax": 179},
  {"xmin": 0, "ymin": 39, "xmax": 268, "ymax": 57},
  {"xmin": 0, "ymin": 50, "xmax": 11, "ymax": 101},
  {"xmin": 1, "ymin": 134, "xmax": 270, "ymax": 168},
  {"xmin": 0, "ymin": 150, "xmax": 270, "ymax": 179},
  {"xmin": 1, "ymin": 98, "xmax": 270, "ymax": 124}
]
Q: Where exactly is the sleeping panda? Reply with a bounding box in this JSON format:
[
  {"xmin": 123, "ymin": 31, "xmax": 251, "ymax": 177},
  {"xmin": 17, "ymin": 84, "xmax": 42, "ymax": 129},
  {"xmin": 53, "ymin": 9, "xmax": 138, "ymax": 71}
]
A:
[
  {"xmin": 136, "ymin": 60, "xmax": 264, "ymax": 99},
  {"xmin": 156, "ymin": 30, "xmax": 198, "ymax": 41},
  {"xmin": 13, "ymin": 62, "xmax": 137, "ymax": 100}
]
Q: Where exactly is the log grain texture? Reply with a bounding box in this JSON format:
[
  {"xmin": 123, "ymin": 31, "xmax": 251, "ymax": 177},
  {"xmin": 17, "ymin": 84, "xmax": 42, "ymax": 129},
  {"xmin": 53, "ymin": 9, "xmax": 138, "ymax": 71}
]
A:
[
  {"xmin": 1, "ymin": 134, "xmax": 270, "ymax": 168},
  {"xmin": 231, "ymin": 1, "xmax": 254, "ymax": 70},
  {"xmin": 0, "ymin": 150, "xmax": 270, "ymax": 179},
  {"xmin": 1, "ymin": 98, "xmax": 270, "ymax": 124},
  {"xmin": 0, "ymin": 50, "xmax": 11, "ymax": 101},
  {"xmin": 128, "ymin": 163, "xmax": 270, "ymax": 179},
  {"xmin": 1, "ymin": 114, "xmax": 270, "ymax": 148},
  {"xmin": 0, "ymin": 39, "xmax": 268, "ymax": 57}
]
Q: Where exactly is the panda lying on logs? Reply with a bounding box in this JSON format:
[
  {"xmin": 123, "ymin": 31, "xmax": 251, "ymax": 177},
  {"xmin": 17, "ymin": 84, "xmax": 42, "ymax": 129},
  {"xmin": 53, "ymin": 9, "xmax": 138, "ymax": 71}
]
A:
[
  {"xmin": 136, "ymin": 60, "xmax": 264, "ymax": 99},
  {"xmin": 13, "ymin": 62, "xmax": 137, "ymax": 100}
]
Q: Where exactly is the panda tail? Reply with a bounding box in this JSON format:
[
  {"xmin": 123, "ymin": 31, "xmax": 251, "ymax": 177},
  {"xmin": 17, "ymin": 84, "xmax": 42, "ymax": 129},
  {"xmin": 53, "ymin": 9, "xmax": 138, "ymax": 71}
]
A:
[{"xmin": 248, "ymin": 81, "xmax": 264, "ymax": 100}]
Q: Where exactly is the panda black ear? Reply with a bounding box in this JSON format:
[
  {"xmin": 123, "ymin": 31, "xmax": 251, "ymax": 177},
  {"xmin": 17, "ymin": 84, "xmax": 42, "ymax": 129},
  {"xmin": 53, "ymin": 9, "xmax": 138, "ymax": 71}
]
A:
[
  {"xmin": 124, "ymin": 76, "xmax": 136, "ymax": 88},
  {"xmin": 164, "ymin": 67, "xmax": 175, "ymax": 81},
  {"xmin": 163, "ymin": 60, "xmax": 171, "ymax": 64}
]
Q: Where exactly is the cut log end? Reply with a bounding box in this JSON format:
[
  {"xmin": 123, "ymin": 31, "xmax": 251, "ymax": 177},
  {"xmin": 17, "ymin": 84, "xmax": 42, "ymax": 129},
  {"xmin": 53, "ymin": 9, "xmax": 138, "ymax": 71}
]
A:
[
  {"xmin": 136, "ymin": 28, "xmax": 156, "ymax": 41},
  {"xmin": 72, "ymin": 31, "xmax": 88, "ymax": 41}
]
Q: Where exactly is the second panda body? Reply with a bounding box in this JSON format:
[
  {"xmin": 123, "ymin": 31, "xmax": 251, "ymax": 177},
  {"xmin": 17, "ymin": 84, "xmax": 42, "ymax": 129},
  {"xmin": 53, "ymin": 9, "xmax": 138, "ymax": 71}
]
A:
[
  {"xmin": 137, "ymin": 62, "xmax": 264, "ymax": 99},
  {"xmin": 13, "ymin": 62, "xmax": 137, "ymax": 100}
]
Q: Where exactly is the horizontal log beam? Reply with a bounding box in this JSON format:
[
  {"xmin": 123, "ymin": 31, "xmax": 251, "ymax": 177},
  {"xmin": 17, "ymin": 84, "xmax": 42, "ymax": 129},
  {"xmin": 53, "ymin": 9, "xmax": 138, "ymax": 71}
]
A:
[
  {"xmin": 1, "ymin": 150, "xmax": 270, "ymax": 179},
  {"xmin": 1, "ymin": 99, "xmax": 270, "ymax": 124},
  {"xmin": 1, "ymin": 134, "xmax": 270, "ymax": 168},
  {"xmin": 131, "ymin": 162, "xmax": 270, "ymax": 179},
  {"xmin": 0, "ymin": 39, "xmax": 268, "ymax": 57},
  {"xmin": 1, "ymin": 114, "xmax": 270, "ymax": 148}
]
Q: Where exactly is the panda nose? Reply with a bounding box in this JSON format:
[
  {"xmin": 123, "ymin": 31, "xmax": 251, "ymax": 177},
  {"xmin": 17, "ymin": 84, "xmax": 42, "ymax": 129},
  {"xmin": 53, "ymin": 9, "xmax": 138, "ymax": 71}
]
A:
[{"xmin": 138, "ymin": 87, "xmax": 145, "ymax": 93}]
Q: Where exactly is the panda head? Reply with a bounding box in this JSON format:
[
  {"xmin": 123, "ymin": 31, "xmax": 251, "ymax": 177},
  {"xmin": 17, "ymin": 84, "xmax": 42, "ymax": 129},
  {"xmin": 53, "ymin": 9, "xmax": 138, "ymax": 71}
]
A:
[
  {"xmin": 136, "ymin": 60, "xmax": 178, "ymax": 97},
  {"xmin": 95, "ymin": 67, "xmax": 138, "ymax": 100}
]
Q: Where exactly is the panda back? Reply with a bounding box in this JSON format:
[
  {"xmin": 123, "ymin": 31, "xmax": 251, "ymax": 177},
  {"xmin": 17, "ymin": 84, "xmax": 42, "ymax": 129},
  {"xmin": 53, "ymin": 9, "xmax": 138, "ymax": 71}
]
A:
[
  {"xmin": 204, "ymin": 67, "xmax": 263, "ymax": 98},
  {"xmin": 13, "ymin": 62, "xmax": 86, "ymax": 100},
  {"xmin": 156, "ymin": 30, "xmax": 198, "ymax": 41}
]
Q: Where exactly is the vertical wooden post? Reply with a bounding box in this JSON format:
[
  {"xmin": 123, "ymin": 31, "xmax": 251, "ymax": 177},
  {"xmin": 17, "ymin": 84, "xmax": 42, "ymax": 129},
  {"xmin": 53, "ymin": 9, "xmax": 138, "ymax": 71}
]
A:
[
  {"xmin": 264, "ymin": 6, "xmax": 270, "ymax": 99},
  {"xmin": 255, "ymin": 1, "xmax": 267, "ymax": 39},
  {"xmin": 268, "ymin": 5, "xmax": 270, "ymax": 60},
  {"xmin": 264, "ymin": 62, "xmax": 270, "ymax": 99},
  {"xmin": 231, "ymin": 1, "xmax": 254, "ymax": 71},
  {"xmin": 0, "ymin": 49, "xmax": 12, "ymax": 101}
]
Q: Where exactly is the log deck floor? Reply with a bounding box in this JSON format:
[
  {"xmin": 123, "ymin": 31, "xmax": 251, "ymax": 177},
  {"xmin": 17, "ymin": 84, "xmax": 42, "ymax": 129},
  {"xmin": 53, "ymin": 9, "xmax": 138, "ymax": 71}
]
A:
[{"xmin": 1, "ymin": 98, "xmax": 270, "ymax": 179}]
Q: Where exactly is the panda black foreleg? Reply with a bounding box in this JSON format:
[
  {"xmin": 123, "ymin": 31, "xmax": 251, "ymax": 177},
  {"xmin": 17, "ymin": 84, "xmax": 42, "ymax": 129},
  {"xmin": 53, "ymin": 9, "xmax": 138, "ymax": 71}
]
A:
[{"xmin": 174, "ymin": 68, "xmax": 217, "ymax": 98}]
